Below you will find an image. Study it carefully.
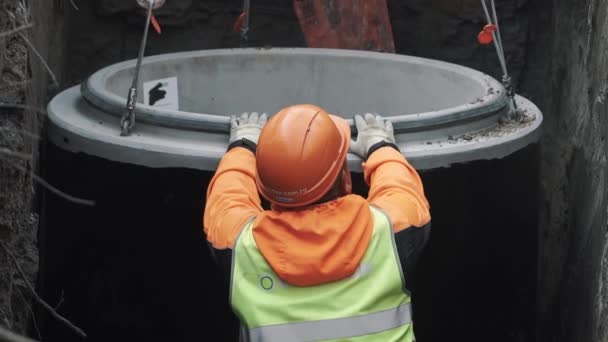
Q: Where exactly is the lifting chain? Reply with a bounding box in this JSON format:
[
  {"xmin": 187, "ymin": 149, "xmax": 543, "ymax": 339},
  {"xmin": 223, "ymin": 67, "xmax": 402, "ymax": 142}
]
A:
[
  {"xmin": 233, "ymin": 0, "xmax": 251, "ymax": 46},
  {"xmin": 242, "ymin": 0, "xmax": 251, "ymax": 44},
  {"xmin": 120, "ymin": 0, "xmax": 161, "ymax": 136},
  {"xmin": 480, "ymin": 0, "xmax": 521, "ymax": 120}
]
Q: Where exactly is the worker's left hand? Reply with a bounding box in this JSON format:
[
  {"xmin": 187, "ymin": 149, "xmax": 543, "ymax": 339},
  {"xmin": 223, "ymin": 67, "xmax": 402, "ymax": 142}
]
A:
[
  {"xmin": 349, "ymin": 113, "xmax": 396, "ymax": 159},
  {"xmin": 229, "ymin": 112, "xmax": 268, "ymax": 145}
]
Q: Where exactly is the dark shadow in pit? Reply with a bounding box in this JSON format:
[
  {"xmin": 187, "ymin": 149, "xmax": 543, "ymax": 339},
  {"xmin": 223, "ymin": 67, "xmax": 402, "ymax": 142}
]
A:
[
  {"xmin": 37, "ymin": 142, "xmax": 539, "ymax": 342},
  {"xmin": 38, "ymin": 143, "xmax": 239, "ymax": 342}
]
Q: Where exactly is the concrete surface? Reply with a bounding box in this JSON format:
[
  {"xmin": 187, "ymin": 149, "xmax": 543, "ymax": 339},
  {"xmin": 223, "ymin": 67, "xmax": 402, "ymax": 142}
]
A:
[
  {"xmin": 46, "ymin": 46, "xmax": 543, "ymax": 171},
  {"xmin": 47, "ymin": 84, "xmax": 541, "ymax": 172},
  {"xmin": 82, "ymin": 48, "xmax": 507, "ymax": 132}
]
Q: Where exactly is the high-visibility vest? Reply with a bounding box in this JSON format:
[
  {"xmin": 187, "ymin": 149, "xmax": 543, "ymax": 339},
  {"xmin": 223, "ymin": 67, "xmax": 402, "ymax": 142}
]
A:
[{"xmin": 230, "ymin": 206, "xmax": 414, "ymax": 342}]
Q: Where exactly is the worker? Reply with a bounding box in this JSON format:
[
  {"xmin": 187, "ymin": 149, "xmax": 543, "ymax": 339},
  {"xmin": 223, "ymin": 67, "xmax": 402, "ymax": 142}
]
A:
[{"xmin": 203, "ymin": 104, "xmax": 431, "ymax": 341}]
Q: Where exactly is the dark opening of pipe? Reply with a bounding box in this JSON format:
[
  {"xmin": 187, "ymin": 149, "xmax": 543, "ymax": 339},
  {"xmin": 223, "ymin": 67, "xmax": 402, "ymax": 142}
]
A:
[{"xmin": 37, "ymin": 141, "xmax": 539, "ymax": 342}]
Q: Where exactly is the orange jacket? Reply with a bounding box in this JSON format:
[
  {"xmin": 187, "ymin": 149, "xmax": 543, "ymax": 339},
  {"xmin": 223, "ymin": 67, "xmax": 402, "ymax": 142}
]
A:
[{"xmin": 203, "ymin": 146, "xmax": 430, "ymax": 286}]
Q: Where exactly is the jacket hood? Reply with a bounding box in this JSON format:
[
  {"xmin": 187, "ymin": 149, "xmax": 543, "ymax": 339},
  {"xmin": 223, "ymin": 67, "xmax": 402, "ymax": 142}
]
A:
[{"xmin": 252, "ymin": 195, "xmax": 373, "ymax": 287}]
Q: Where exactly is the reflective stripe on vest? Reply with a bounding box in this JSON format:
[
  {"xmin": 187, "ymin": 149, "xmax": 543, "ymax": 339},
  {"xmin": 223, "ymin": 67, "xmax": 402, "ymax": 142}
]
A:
[
  {"xmin": 248, "ymin": 302, "xmax": 412, "ymax": 342},
  {"xmin": 230, "ymin": 206, "xmax": 412, "ymax": 342}
]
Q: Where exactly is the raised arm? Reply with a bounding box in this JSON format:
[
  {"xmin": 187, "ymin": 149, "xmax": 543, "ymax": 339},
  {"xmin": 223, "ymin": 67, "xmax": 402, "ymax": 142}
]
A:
[
  {"xmin": 203, "ymin": 113, "xmax": 267, "ymax": 249},
  {"xmin": 350, "ymin": 114, "xmax": 430, "ymax": 232},
  {"xmin": 364, "ymin": 146, "xmax": 430, "ymax": 231}
]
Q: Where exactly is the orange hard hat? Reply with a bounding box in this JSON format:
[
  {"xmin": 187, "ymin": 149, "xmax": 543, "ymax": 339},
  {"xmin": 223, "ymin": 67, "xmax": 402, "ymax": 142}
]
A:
[{"xmin": 255, "ymin": 104, "xmax": 351, "ymax": 208}]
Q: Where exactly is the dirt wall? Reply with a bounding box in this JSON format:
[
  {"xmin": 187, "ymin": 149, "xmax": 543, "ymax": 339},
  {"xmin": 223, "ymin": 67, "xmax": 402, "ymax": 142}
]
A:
[
  {"xmin": 525, "ymin": 0, "xmax": 608, "ymax": 341},
  {"xmin": 64, "ymin": 0, "xmax": 305, "ymax": 87},
  {"xmin": 0, "ymin": 0, "xmax": 65, "ymax": 337},
  {"xmin": 63, "ymin": 0, "xmax": 530, "ymax": 88}
]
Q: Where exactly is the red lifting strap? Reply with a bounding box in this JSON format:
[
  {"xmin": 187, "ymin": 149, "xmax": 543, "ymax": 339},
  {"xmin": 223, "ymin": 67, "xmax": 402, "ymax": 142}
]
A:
[
  {"xmin": 477, "ymin": 23, "xmax": 496, "ymax": 45},
  {"xmin": 151, "ymin": 15, "xmax": 162, "ymax": 35},
  {"xmin": 233, "ymin": 12, "xmax": 246, "ymax": 33},
  {"xmin": 293, "ymin": 0, "xmax": 395, "ymax": 53}
]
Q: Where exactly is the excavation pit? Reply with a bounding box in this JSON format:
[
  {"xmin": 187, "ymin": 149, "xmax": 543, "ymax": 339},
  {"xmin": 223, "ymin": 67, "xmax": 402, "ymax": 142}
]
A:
[{"xmin": 41, "ymin": 48, "xmax": 542, "ymax": 342}]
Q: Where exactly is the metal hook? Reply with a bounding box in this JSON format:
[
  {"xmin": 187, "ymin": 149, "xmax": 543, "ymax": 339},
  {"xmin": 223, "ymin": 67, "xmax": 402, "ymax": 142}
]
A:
[
  {"xmin": 242, "ymin": 0, "xmax": 250, "ymax": 41},
  {"xmin": 120, "ymin": 0, "xmax": 157, "ymax": 136},
  {"xmin": 232, "ymin": 0, "xmax": 251, "ymax": 45},
  {"xmin": 480, "ymin": 0, "xmax": 519, "ymax": 117}
]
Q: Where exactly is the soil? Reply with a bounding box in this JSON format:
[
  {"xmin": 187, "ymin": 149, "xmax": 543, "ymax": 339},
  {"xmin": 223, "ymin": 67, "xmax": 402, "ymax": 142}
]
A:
[
  {"xmin": 0, "ymin": 0, "xmax": 65, "ymax": 338},
  {"xmin": 522, "ymin": 0, "xmax": 608, "ymax": 340},
  {"xmin": 0, "ymin": 0, "xmax": 40, "ymax": 336},
  {"xmin": 444, "ymin": 110, "xmax": 536, "ymax": 145}
]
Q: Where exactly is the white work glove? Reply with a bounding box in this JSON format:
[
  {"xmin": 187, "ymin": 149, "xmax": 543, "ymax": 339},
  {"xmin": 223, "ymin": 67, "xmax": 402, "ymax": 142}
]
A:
[
  {"xmin": 229, "ymin": 112, "xmax": 268, "ymax": 145},
  {"xmin": 349, "ymin": 113, "xmax": 396, "ymax": 159}
]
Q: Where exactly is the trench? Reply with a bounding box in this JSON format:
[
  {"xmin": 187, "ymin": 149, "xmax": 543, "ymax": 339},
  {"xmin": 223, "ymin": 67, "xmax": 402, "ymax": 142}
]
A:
[
  {"xmin": 33, "ymin": 1, "xmax": 544, "ymax": 341},
  {"xmin": 4, "ymin": 0, "xmax": 608, "ymax": 340},
  {"xmin": 37, "ymin": 141, "xmax": 539, "ymax": 342}
]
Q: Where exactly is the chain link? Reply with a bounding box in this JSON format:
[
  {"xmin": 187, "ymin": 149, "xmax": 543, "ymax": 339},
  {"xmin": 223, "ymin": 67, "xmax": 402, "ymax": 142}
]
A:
[
  {"xmin": 240, "ymin": 0, "xmax": 251, "ymax": 45},
  {"xmin": 481, "ymin": 0, "xmax": 519, "ymax": 117},
  {"xmin": 120, "ymin": 0, "xmax": 156, "ymax": 136}
]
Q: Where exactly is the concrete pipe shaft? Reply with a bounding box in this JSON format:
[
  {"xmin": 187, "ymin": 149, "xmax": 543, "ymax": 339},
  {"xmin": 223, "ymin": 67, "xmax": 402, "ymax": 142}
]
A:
[
  {"xmin": 41, "ymin": 48, "xmax": 543, "ymax": 342},
  {"xmin": 47, "ymin": 48, "xmax": 542, "ymax": 171}
]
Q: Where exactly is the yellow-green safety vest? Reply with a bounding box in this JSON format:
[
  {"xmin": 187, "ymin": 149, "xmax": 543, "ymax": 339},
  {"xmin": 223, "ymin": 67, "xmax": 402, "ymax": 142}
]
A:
[{"xmin": 230, "ymin": 206, "xmax": 414, "ymax": 342}]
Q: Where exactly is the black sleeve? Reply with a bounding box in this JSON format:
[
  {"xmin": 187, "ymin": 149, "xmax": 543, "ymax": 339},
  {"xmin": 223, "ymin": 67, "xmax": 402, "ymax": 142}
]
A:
[
  {"xmin": 366, "ymin": 141, "xmax": 400, "ymax": 161},
  {"xmin": 206, "ymin": 241, "xmax": 233, "ymax": 285},
  {"xmin": 227, "ymin": 138, "xmax": 257, "ymax": 154},
  {"xmin": 394, "ymin": 222, "xmax": 431, "ymax": 292}
]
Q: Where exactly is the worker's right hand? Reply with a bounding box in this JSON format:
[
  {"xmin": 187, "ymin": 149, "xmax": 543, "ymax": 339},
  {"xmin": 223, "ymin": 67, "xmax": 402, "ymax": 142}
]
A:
[
  {"xmin": 229, "ymin": 112, "xmax": 268, "ymax": 145},
  {"xmin": 349, "ymin": 113, "xmax": 396, "ymax": 159}
]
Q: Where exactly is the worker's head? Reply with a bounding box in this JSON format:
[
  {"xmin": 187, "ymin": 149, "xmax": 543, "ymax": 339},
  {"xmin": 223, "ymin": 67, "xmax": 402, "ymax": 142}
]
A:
[{"xmin": 255, "ymin": 104, "xmax": 352, "ymax": 208}]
